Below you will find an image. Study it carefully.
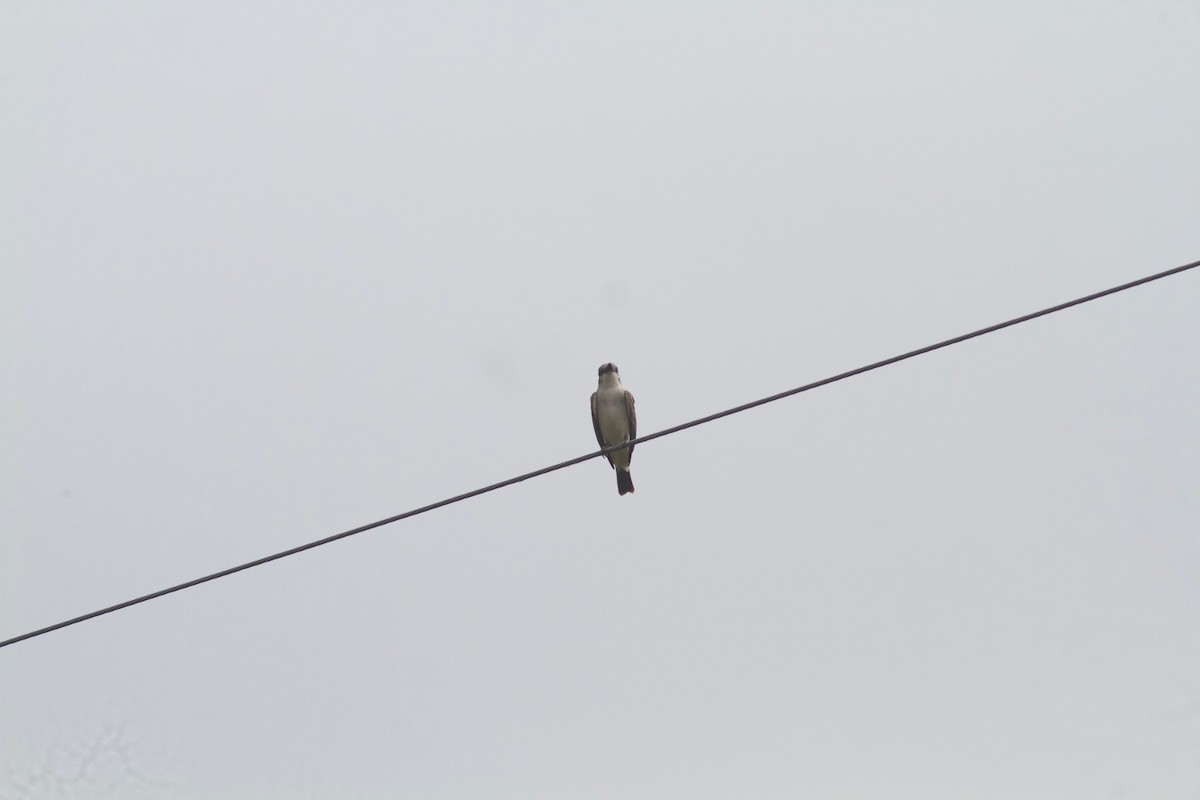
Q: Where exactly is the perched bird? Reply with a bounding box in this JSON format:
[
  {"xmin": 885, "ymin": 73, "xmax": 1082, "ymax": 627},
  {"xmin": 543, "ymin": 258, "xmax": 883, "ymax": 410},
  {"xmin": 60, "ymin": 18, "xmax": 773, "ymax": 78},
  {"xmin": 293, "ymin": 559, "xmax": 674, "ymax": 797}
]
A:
[{"xmin": 590, "ymin": 362, "xmax": 637, "ymax": 495}]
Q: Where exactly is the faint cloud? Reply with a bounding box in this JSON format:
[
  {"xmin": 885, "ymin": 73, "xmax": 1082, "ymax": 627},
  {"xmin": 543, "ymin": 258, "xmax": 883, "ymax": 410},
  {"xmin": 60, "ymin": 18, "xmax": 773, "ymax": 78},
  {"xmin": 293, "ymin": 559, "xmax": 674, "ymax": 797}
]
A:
[
  {"xmin": 600, "ymin": 280, "xmax": 631, "ymax": 310},
  {"xmin": 466, "ymin": 345, "xmax": 517, "ymax": 385},
  {"xmin": 0, "ymin": 702, "xmax": 176, "ymax": 800}
]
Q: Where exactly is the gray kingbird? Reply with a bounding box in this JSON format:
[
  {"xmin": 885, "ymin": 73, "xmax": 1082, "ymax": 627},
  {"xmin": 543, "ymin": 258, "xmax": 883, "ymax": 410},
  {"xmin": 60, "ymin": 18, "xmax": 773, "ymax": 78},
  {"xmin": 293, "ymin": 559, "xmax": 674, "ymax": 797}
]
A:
[{"xmin": 590, "ymin": 362, "xmax": 637, "ymax": 495}]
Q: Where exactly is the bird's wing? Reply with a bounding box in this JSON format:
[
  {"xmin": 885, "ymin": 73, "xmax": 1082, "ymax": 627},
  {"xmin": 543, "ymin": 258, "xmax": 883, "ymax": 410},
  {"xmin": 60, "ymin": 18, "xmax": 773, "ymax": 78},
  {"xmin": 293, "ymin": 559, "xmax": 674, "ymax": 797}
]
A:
[
  {"xmin": 591, "ymin": 391, "xmax": 614, "ymax": 468},
  {"xmin": 624, "ymin": 390, "xmax": 637, "ymax": 459}
]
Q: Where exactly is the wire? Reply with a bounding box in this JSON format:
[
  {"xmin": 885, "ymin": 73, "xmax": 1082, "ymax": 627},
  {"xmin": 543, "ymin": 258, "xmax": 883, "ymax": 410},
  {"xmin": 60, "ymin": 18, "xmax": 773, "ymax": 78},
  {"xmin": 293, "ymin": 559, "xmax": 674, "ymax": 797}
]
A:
[{"xmin": 2, "ymin": 258, "xmax": 1197, "ymax": 650}]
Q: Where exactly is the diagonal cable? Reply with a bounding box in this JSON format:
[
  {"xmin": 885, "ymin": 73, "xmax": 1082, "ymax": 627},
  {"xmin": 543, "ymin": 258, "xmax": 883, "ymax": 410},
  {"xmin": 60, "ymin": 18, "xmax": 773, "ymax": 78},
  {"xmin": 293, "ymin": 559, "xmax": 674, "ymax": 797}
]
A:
[{"xmin": 2, "ymin": 257, "xmax": 1196, "ymax": 650}]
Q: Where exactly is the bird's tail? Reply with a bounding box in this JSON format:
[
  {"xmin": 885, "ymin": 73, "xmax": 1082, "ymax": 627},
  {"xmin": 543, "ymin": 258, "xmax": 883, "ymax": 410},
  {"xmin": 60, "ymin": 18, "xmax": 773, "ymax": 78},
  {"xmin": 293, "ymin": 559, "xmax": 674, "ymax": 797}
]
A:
[{"xmin": 616, "ymin": 469, "xmax": 634, "ymax": 496}]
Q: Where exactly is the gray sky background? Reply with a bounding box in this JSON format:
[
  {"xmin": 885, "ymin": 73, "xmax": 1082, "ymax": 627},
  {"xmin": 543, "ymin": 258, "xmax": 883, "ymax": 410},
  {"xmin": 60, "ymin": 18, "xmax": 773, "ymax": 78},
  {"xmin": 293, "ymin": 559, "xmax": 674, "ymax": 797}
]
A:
[{"xmin": 2, "ymin": 3, "xmax": 1199, "ymax": 798}]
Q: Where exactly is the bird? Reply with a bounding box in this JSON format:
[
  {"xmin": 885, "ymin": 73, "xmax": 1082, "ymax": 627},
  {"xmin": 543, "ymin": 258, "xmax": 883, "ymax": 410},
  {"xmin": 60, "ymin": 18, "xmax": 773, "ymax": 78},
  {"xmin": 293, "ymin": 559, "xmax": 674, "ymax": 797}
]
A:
[{"xmin": 590, "ymin": 362, "xmax": 637, "ymax": 495}]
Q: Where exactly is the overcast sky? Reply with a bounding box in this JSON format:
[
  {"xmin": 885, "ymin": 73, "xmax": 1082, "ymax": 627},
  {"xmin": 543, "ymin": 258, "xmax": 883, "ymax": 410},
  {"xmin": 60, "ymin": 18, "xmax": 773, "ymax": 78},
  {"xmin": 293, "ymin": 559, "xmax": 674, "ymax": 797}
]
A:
[{"xmin": 2, "ymin": 2, "xmax": 1199, "ymax": 798}]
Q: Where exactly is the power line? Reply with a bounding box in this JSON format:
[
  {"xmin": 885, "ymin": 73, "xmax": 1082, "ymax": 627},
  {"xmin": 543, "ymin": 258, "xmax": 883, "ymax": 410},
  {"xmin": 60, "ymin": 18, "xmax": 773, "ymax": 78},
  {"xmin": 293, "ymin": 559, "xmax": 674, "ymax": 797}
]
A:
[{"xmin": 2, "ymin": 258, "xmax": 1197, "ymax": 650}]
